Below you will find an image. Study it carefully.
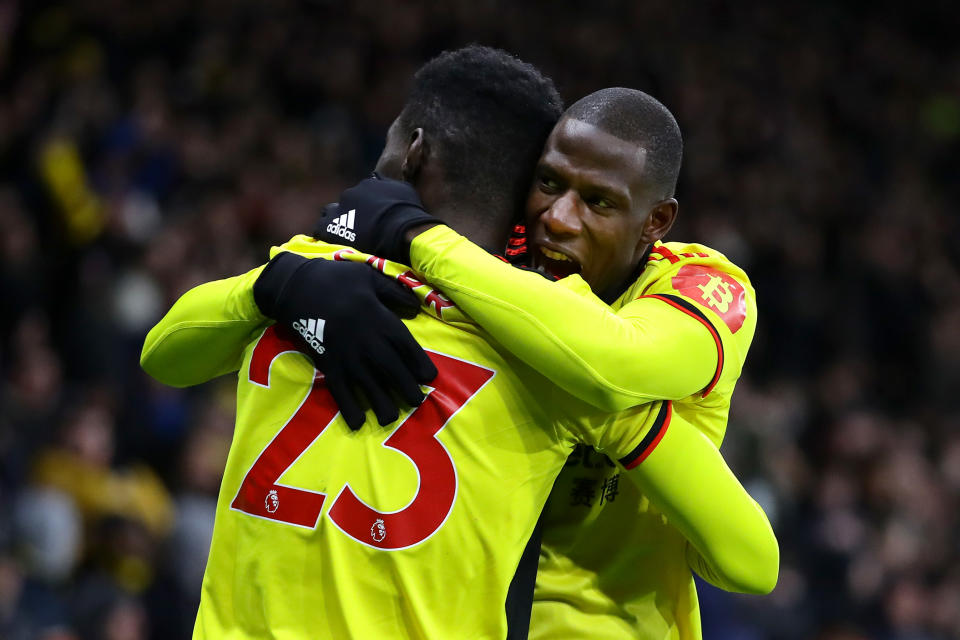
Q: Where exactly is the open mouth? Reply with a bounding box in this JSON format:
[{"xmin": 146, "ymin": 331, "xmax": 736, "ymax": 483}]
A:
[{"xmin": 535, "ymin": 245, "xmax": 582, "ymax": 279}]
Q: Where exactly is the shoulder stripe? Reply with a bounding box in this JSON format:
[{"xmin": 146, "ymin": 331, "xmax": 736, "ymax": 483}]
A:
[
  {"xmin": 647, "ymin": 247, "xmax": 712, "ymax": 263},
  {"xmin": 638, "ymin": 293, "xmax": 724, "ymax": 397},
  {"xmin": 649, "ymin": 245, "xmax": 680, "ymax": 264},
  {"xmin": 619, "ymin": 401, "xmax": 673, "ymax": 469}
]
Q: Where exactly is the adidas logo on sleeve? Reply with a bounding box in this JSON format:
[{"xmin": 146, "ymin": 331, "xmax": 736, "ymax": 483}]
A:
[
  {"xmin": 326, "ymin": 209, "xmax": 357, "ymax": 242},
  {"xmin": 292, "ymin": 317, "xmax": 326, "ymax": 355}
]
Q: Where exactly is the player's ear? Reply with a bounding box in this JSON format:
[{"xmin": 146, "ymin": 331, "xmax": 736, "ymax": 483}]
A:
[
  {"xmin": 401, "ymin": 128, "xmax": 428, "ymax": 183},
  {"xmin": 640, "ymin": 198, "xmax": 678, "ymax": 245}
]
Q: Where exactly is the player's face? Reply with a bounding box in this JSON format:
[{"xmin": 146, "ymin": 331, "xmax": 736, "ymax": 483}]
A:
[{"xmin": 526, "ymin": 118, "xmax": 661, "ymax": 302}]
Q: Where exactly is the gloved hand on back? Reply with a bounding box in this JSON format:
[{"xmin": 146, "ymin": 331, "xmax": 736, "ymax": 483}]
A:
[{"xmin": 253, "ymin": 251, "xmax": 438, "ymax": 430}]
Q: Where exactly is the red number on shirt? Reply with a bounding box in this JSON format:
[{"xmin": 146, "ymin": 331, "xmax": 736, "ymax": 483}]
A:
[
  {"xmin": 327, "ymin": 355, "xmax": 493, "ymax": 549},
  {"xmin": 230, "ymin": 326, "xmax": 338, "ymax": 528},
  {"xmin": 230, "ymin": 326, "xmax": 494, "ymax": 550}
]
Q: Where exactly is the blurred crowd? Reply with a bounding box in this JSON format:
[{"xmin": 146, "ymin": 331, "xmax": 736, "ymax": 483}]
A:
[{"xmin": 0, "ymin": 0, "xmax": 957, "ymax": 638}]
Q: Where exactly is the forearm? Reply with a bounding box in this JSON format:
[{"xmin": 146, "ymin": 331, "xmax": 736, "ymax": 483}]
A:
[
  {"xmin": 622, "ymin": 411, "xmax": 779, "ymax": 594},
  {"xmin": 141, "ymin": 266, "xmax": 268, "ymax": 387},
  {"xmin": 411, "ymin": 226, "xmax": 716, "ymax": 411}
]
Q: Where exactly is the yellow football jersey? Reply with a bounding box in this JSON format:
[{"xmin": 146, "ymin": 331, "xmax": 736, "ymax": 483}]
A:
[
  {"xmin": 529, "ymin": 242, "xmax": 757, "ymax": 640},
  {"xmin": 185, "ymin": 237, "xmax": 671, "ymax": 640},
  {"xmin": 409, "ymin": 230, "xmax": 760, "ymax": 639},
  {"xmin": 143, "ymin": 234, "xmax": 774, "ymax": 640}
]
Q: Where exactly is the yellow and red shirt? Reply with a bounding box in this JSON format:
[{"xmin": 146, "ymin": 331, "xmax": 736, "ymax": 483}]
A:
[
  {"xmin": 142, "ymin": 233, "xmax": 775, "ymax": 640},
  {"xmin": 146, "ymin": 236, "xmax": 684, "ymax": 640},
  {"xmin": 409, "ymin": 229, "xmax": 763, "ymax": 639}
]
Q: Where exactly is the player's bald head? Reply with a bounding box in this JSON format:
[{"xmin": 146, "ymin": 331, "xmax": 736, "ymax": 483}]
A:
[{"xmin": 563, "ymin": 88, "xmax": 682, "ymax": 201}]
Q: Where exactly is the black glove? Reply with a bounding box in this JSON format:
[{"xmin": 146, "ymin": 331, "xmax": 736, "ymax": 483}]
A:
[
  {"xmin": 253, "ymin": 252, "xmax": 438, "ymax": 429},
  {"xmin": 314, "ymin": 174, "xmax": 439, "ymax": 264}
]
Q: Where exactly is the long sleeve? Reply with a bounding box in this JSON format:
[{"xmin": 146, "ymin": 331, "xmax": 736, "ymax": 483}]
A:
[
  {"xmin": 621, "ymin": 406, "xmax": 779, "ymax": 594},
  {"xmin": 410, "ymin": 226, "xmax": 719, "ymax": 411},
  {"xmin": 140, "ymin": 265, "xmax": 268, "ymax": 387}
]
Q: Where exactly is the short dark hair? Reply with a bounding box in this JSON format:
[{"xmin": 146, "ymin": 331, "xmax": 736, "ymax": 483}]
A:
[
  {"xmin": 564, "ymin": 88, "xmax": 682, "ymax": 200},
  {"xmin": 396, "ymin": 45, "xmax": 563, "ymax": 218}
]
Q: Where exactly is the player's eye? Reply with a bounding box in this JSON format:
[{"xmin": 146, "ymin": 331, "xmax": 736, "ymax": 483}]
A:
[
  {"xmin": 538, "ymin": 175, "xmax": 561, "ymax": 192},
  {"xmin": 586, "ymin": 196, "xmax": 615, "ymax": 210}
]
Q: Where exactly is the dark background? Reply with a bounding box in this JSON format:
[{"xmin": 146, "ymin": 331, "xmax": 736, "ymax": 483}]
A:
[{"xmin": 1, "ymin": 1, "xmax": 958, "ymax": 638}]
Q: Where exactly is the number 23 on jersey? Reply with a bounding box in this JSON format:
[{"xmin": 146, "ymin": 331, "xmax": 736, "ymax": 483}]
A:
[{"xmin": 230, "ymin": 326, "xmax": 494, "ymax": 550}]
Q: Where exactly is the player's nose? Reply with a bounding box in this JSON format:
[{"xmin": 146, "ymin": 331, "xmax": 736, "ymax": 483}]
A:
[{"xmin": 541, "ymin": 192, "xmax": 583, "ymax": 237}]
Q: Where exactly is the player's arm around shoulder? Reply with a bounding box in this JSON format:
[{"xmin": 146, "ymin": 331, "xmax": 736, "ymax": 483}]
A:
[
  {"xmin": 591, "ymin": 400, "xmax": 778, "ymax": 595},
  {"xmin": 141, "ymin": 264, "xmax": 268, "ymax": 387},
  {"xmin": 410, "ymin": 228, "xmax": 742, "ymax": 411},
  {"xmin": 140, "ymin": 234, "xmax": 346, "ymax": 384},
  {"xmin": 141, "ymin": 234, "xmax": 360, "ymax": 387}
]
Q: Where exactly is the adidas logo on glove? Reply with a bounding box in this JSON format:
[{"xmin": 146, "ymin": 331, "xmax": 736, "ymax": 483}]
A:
[
  {"xmin": 326, "ymin": 209, "xmax": 357, "ymax": 242},
  {"xmin": 292, "ymin": 317, "xmax": 326, "ymax": 355}
]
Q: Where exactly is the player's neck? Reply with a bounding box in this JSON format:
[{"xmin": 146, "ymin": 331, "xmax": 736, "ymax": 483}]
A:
[
  {"xmin": 418, "ymin": 180, "xmax": 512, "ymax": 251},
  {"xmin": 601, "ymin": 245, "xmax": 654, "ymax": 303},
  {"xmin": 433, "ymin": 206, "xmax": 509, "ymax": 252}
]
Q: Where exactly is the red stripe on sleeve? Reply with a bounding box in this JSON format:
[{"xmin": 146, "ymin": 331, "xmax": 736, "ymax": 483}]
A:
[
  {"xmin": 638, "ymin": 294, "xmax": 724, "ymax": 398},
  {"xmin": 623, "ymin": 402, "xmax": 673, "ymax": 469}
]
